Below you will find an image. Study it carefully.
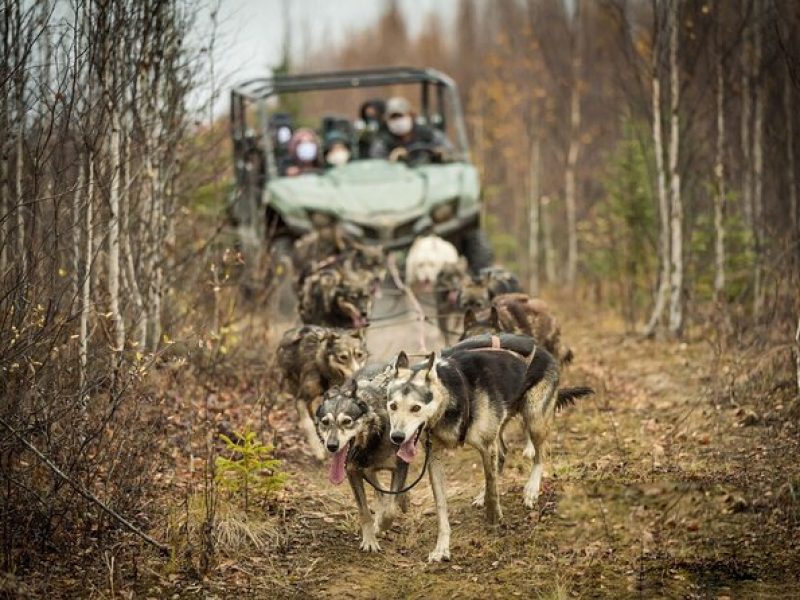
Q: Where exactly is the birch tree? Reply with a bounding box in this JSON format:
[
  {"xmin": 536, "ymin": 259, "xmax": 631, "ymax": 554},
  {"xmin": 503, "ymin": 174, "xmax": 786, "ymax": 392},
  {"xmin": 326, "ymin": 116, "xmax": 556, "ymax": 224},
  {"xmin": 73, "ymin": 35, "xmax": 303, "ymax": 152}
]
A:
[
  {"xmin": 564, "ymin": 0, "xmax": 582, "ymax": 287},
  {"xmin": 645, "ymin": 1, "xmax": 671, "ymax": 336},
  {"xmin": 667, "ymin": 0, "xmax": 683, "ymax": 336}
]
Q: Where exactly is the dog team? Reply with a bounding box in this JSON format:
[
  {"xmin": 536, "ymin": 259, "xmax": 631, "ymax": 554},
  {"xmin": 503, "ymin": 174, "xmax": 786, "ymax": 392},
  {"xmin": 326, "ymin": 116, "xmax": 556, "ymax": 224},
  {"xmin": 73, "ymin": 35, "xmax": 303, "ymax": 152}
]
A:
[{"xmin": 277, "ymin": 225, "xmax": 593, "ymax": 561}]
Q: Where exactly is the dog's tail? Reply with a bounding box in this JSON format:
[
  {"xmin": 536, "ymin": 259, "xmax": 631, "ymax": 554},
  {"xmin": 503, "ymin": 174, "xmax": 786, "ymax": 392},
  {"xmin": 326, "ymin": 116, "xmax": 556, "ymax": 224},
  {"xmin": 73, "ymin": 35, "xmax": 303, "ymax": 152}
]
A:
[{"xmin": 555, "ymin": 386, "xmax": 594, "ymax": 411}]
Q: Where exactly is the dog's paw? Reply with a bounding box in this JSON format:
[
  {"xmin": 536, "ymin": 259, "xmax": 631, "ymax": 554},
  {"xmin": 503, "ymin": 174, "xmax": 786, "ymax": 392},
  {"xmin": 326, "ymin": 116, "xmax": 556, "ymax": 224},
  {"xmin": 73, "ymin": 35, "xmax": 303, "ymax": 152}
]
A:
[
  {"xmin": 427, "ymin": 547, "xmax": 451, "ymax": 562},
  {"xmin": 472, "ymin": 490, "xmax": 485, "ymax": 508},
  {"xmin": 522, "ymin": 442, "xmax": 535, "ymax": 460},
  {"xmin": 359, "ymin": 537, "xmax": 381, "ymax": 553},
  {"xmin": 523, "ymin": 482, "xmax": 540, "ymax": 508}
]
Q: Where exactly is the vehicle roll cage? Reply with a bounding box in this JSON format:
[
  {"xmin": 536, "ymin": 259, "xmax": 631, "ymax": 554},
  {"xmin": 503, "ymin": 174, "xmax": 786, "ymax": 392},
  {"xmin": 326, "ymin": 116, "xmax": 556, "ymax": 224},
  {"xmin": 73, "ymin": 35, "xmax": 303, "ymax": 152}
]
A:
[{"xmin": 230, "ymin": 67, "xmax": 470, "ymax": 182}]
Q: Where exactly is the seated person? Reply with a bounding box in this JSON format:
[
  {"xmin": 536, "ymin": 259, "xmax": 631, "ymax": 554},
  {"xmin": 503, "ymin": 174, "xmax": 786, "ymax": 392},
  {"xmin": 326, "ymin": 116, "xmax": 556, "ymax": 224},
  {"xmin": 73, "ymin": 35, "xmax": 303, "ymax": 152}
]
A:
[
  {"xmin": 323, "ymin": 130, "xmax": 352, "ymax": 168},
  {"xmin": 282, "ymin": 128, "xmax": 321, "ymax": 176},
  {"xmin": 369, "ymin": 96, "xmax": 451, "ymax": 163},
  {"xmin": 357, "ymin": 98, "xmax": 385, "ymax": 158}
]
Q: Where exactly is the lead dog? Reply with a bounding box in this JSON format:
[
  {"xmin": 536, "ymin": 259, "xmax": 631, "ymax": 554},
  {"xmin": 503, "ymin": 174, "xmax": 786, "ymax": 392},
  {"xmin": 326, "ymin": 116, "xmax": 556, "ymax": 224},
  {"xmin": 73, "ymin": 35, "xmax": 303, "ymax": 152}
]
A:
[
  {"xmin": 316, "ymin": 365, "xmax": 409, "ymax": 552},
  {"xmin": 386, "ymin": 344, "xmax": 592, "ymax": 561}
]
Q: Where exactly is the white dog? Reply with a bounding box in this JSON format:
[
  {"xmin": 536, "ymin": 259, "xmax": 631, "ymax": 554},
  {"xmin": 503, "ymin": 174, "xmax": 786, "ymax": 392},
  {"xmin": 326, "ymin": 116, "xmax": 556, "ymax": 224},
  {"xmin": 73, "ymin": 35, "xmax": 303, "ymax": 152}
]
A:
[{"xmin": 405, "ymin": 235, "xmax": 460, "ymax": 291}]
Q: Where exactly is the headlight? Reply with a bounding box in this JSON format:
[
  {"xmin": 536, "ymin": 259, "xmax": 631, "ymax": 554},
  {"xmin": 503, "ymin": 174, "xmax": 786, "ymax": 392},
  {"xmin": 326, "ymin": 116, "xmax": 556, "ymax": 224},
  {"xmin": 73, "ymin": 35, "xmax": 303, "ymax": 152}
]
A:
[{"xmin": 431, "ymin": 200, "xmax": 458, "ymax": 224}]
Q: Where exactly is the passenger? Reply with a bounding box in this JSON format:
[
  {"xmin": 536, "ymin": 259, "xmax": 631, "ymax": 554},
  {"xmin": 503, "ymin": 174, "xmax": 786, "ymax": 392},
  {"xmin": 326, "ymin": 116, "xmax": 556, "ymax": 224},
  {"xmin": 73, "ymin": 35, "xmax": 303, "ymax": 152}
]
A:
[
  {"xmin": 323, "ymin": 130, "xmax": 352, "ymax": 168},
  {"xmin": 369, "ymin": 96, "xmax": 450, "ymax": 162},
  {"xmin": 283, "ymin": 128, "xmax": 321, "ymax": 176},
  {"xmin": 357, "ymin": 98, "xmax": 385, "ymax": 158}
]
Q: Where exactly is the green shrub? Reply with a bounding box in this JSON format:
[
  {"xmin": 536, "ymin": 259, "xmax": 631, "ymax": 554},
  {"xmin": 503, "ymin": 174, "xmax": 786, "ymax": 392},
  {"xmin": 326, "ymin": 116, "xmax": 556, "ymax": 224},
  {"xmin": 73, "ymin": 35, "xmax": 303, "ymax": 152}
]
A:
[{"xmin": 215, "ymin": 430, "xmax": 287, "ymax": 510}]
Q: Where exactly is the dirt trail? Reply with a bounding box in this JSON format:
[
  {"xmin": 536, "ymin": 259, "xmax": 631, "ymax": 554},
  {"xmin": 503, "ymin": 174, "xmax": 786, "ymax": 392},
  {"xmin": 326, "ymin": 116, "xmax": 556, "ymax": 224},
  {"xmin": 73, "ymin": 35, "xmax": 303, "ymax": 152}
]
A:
[{"xmin": 196, "ymin": 300, "xmax": 799, "ymax": 599}]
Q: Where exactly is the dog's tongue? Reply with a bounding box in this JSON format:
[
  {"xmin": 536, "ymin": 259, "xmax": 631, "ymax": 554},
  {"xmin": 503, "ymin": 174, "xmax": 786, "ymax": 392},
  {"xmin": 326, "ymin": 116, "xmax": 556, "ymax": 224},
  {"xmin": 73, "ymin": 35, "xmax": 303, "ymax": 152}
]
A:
[
  {"xmin": 447, "ymin": 289, "xmax": 459, "ymax": 305},
  {"xmin": 328, "ymin": 447, "xmax": 348, "ymax": 485},
  {"xmin": 397, "ymin": 437, "xmax": 419, "ymax": 464}
]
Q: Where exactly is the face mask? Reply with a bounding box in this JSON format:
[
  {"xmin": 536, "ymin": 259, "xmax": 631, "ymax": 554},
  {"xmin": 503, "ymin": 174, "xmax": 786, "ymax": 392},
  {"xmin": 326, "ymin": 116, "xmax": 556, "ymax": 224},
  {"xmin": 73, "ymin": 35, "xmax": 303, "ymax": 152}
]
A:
[
  {"xmin": 388, "ymin": 115, "xmax": 413, "ymax": 136},
  {"xmin": 326, "ymin": 148, "xmax": 350, "ymax": 167},
  {"xmin": 296, "ymin": 141, "xmax": 318, "ymax": 162}
]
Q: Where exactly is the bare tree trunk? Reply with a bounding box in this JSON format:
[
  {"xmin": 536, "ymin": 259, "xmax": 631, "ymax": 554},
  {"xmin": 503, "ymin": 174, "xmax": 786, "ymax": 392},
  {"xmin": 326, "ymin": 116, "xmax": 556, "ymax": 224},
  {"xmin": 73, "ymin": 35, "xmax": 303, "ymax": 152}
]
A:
[
  {"xmin": 713, "ymin": 15, "xmax": 726, "ymax": 301},
  {"xmin": 564, "ymin": 1, "xmax": 582, "ymax": 288},
  {"xmin": 528, "ymin": 134, "xmax": 541, "ymax": 295},
  {"xmin": 751, "ymin": 1, "xmax": 764, "ymax": 321},
  {"xmin": 542, "ymin": 196, "xmax": 557, "ymax": 284},
  {"xmin": 120, "ymin": 133, "xmax": 147, "ymax": 349},
  {"xmin": 72, "ymin": 159, "xmax": 85, "ymax": 302},
  {"xmin": 107, "ymin": 110, "xmax": 125, "ymax": 354},
  {"xmin": 740, "ymin": 9, "xmax": 753, "ymax": 231},
  {"xmin": 796, "ymin": 317, "xmax": 800, "ymax": 400},
  {"xmin": 79, "ymin": 156, "xmax": 94, "ymax": 397},
  {"xmin": 645, "ymin": 9, "xmax": 670, "ymax": 336},
  {"xmin": 786, "ymin": 61, "xmax": 798, "ymax": 280},
  {"xmin": 667, "ymin": 0, "xmax": 683, "ymax": 336},
  {"xmin": 15, "ymin": 115, "xmax": 25, "ymax": 273}
]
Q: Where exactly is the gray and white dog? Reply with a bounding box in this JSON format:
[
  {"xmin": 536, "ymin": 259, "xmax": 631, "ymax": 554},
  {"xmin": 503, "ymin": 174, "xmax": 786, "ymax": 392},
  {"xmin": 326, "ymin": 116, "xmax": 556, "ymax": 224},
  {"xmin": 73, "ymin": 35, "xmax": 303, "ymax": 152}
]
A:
[
  {"xmin": 315, "ymin": 365, "xmax": 410, "ymax": 552},
  {"xmin": 386, "ymin": 340, "xmax": 592, "ymax": 562}
]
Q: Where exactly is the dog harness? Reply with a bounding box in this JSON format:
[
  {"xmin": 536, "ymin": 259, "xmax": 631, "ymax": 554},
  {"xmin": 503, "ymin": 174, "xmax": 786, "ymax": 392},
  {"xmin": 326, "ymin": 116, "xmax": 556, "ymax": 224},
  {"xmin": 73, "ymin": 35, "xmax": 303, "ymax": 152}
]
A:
[{"xmin": 360, "ymin": 433, "xmax": 433, "ymax": 495}]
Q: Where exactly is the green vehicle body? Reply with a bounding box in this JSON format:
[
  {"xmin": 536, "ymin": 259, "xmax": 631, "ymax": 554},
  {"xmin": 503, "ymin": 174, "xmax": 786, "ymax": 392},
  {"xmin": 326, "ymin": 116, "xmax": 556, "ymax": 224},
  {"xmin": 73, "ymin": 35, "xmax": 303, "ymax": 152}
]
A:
[
  {"xmin": 229, "ymin": 67, "xmax": 490, "ymax": 265},
  {"xmin": 266, "ymin": 159, "xmax": 480, "ymax": 250}
]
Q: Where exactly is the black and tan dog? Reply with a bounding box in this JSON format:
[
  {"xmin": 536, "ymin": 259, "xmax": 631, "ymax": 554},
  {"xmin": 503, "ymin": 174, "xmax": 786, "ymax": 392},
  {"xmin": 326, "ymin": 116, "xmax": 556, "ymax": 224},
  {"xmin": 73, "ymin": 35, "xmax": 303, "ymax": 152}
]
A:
[
  {"xmin": 457, "ymin": 266, "xmax": 523, "ymax": 312},
  {"xmin": 462, "ymin": 293, "xmax": 573, "ymax": 365},
  {"xmin": 277, "ymin": 325, "xmax": 368, "ymax": 459},
  {"xmin": 315, "ymin": 365, "xmax": 410, "ymax": 552},
  {"xmin": 386, "ymin": 340, "xmax": 592, "ymax": 562}
]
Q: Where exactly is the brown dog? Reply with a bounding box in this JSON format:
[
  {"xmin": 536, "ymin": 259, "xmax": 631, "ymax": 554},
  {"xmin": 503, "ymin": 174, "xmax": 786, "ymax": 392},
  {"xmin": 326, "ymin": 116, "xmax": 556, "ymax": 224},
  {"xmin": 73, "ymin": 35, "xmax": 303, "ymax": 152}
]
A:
[
  {"xmin": 461, "ymin": 293, "xmax": 573, "ymax": 364},
  {"xmin": 277, "ymin": 325, "xmax": 368, "ymax": 459},
  {"xmin": 298, "ymin": 262, "xmax": 374, "ymax": 328}
]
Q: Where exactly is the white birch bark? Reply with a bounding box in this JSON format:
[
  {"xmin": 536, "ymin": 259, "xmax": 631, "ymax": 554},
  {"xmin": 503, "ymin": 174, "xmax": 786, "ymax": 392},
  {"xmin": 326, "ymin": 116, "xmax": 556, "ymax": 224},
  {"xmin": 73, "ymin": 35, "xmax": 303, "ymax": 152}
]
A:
[
  {"xmin": 645, "ymin": 9, "xmax": 671, "ymax": 336},
  {"xmin": 667, "ymin": 0, "xmax": 683, "ymax": 336},
  {"xmin": 528, "ymin": 134, "xmax": 541, "ymax": 295},
  {"xmin": 565, "ymin": 13, "xmax": 581, "ymax": 287}
]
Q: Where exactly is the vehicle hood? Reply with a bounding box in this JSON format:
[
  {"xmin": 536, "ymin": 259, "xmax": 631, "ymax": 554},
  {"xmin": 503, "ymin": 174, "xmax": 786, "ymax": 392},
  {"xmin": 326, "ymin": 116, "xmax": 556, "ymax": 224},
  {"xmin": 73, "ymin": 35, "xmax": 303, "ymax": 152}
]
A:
[{"xmin": 266, "ymin": 160, "xmax": 474, "ymax": 223}]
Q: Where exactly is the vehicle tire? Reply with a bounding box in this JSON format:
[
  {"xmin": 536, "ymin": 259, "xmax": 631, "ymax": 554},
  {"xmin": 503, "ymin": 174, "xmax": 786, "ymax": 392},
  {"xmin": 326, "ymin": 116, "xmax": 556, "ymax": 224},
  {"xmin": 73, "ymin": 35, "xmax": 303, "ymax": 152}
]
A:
[{"xmin": 460, "ymin": 228, "xmax": 493, "ymax": 274}]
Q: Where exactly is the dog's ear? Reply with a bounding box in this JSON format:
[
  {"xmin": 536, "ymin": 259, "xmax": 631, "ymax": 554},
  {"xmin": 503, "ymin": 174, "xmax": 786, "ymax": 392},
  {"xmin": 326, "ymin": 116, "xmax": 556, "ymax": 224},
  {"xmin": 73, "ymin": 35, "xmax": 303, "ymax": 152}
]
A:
[
  {"xmin": 351, "ymin": 328, "xmax": 365, "ymax": 340},
  {"xmin": 424, "ymin": 352, "xmax": 436, "ymax": 381},
  {"xmin": 393, "ymin": 351, "xmax": 409, "ymax": 375},
  {"xmin": 490, "ymin": 305, "xmax": 501, "ymax": 328},
  {"xmin": 463, "ymin": 308, "xmax": 477, "ymax": 330},
  {"xmin": 356, "ymin": 399, "xmax": 370, "ymax": 415}
]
